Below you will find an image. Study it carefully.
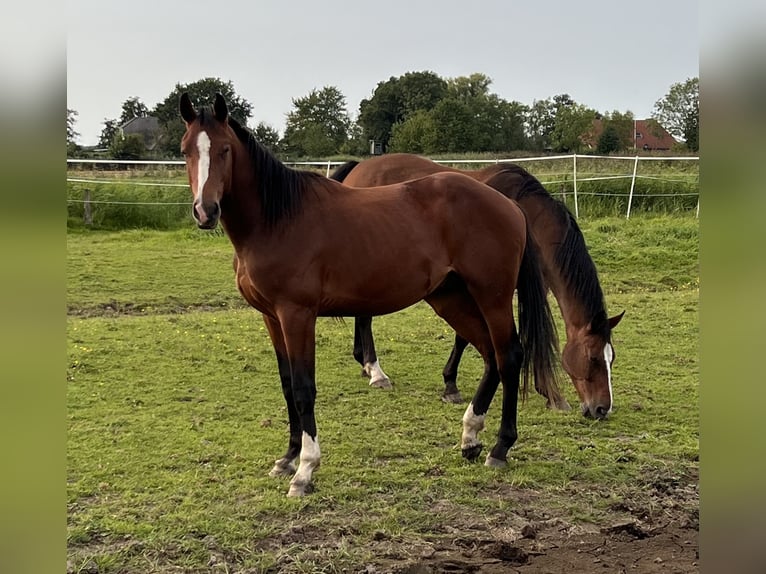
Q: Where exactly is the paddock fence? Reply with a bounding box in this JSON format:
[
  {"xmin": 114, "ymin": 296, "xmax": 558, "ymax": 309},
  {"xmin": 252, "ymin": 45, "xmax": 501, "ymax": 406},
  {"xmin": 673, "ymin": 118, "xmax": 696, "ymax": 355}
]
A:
[{"xmin": 67, "ymin": 154, "xmax": 699, "ymax": 229}]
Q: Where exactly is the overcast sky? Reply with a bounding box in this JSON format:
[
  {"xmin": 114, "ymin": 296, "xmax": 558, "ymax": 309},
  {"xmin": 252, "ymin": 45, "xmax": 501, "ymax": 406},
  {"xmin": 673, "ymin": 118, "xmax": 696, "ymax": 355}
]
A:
[{"xmin": 67, "ymin": 0, "xmax": 699, "ymax": 147}]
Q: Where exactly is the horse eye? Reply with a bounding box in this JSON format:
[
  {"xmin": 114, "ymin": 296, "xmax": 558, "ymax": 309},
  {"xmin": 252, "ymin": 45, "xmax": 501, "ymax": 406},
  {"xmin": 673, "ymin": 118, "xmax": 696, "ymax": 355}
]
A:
[{"xmin": 221, "ymin": 146, "xmax": 230, "ymax": 157}]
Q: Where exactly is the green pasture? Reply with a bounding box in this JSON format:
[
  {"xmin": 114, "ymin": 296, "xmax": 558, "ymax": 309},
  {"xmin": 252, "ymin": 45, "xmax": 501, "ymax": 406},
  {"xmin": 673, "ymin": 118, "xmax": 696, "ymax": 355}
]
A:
[{"xmin": 67, "ymin": 215, "xmax": 698, "ymax": 572}]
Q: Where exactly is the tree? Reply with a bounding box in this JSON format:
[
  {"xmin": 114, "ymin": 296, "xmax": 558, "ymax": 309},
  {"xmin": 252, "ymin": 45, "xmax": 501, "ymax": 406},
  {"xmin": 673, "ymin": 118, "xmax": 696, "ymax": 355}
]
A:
[
  {"xmin": 358, "ymin": 71, "xmax": 447, "ymax": 150},
  {"xmin": 594, "ymin": 110, "xmax": 635, "ymax": 153},
  {"xmin": 525, "ymin": 98, "xmax": 556, "ymax": 150},
  {"xmin": 119, "ymin": 96, "xmax": 149, "ymax": 124},
  {"xmin": 109, "ymin": 133, "xmax": 145, "ymax": 159},
  {"xmin": 282, "ymin": 86, "xmax": 351, "ymax": 157},
  {"xmin": 252, "ymin": 122, "xmax": 281, "ymax": 154},
  {"xmin": 550, "ymin": 102, "xmax": 597, "ymax": 153},
  {"xmin": 98, "ymin": 118, "xmax": 120, "ymax": 149},
  {"xmin": 67, "ymin": 109, "xmax": 80, "ymax": 156},
  {"xmin": 153, "ymin": 77, "xmax": 253, "ymax": 157},
  {"xmin": 596, "ymin": 124, "xmax": 622, "ymax": 154},
  {"xmin": 429, "ymin": 98, "xmax": 477, "ymax": 153},
  {"xmin": 388, "ymin": 110, "xmax": 439, "ymax": 154},
  {"xmin": 652, "ymin": 77, "xmax": 699, "ymax": 151}
]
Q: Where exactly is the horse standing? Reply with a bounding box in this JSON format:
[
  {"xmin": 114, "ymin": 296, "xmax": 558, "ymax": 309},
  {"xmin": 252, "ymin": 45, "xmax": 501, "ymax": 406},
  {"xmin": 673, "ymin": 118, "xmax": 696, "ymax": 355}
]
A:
[
  {"xmin": 331, "ymin": 154, "xmax": 624, "ymax": 419},
  {"xmin": 179, "ymin": 94, "xmax": 561, "ymax": 496}
]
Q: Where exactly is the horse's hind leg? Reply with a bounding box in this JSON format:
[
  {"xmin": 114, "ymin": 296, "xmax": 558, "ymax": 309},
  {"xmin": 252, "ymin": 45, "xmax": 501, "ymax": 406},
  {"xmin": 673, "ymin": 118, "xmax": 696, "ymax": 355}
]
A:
[
  {"xmin": 425, "ymin": 283, "xmax": 500, "ymax": 462},
  {"xmin": 441, "ymin": 334, "xmax": 468, "ymax": 403},
  {"xmin": 353, "ymin": 316, "xmax": 392, "ymax": 389}
]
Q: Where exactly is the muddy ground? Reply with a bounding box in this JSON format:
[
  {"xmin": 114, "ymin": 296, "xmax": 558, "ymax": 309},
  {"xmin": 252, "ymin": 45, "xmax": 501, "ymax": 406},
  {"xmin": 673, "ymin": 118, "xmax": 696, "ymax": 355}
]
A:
[{"xmin": 250, "ymin": 468, "xmax": 699, "ymax": 573}]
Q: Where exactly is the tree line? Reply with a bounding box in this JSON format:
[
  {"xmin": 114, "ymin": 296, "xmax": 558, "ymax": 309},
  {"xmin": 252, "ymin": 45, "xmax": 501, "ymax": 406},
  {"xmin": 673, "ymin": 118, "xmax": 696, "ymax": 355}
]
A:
[{"xmin": 67, "ymin": 72, "xmax": 699, "ymax": 159}]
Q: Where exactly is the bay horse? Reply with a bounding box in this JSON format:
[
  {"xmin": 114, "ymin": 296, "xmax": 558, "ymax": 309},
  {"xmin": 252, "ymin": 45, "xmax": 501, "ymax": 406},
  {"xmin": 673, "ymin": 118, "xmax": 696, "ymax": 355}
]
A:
[
  {"xmin": 330, "ymin": 154, "xmax": 624, "ymax": 419},
  {"xmin": 179, "ymin": 93, "xmax": 561, "ymax": 496}
]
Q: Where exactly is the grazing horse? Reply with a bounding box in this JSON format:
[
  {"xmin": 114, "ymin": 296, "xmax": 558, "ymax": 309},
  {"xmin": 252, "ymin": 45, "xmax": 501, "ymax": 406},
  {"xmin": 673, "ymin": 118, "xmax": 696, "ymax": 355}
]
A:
[
  {"xmin": 179, "ymin": 93, "xmax": 561, "ymax": 496},
  {"xmin": 330, "ymin": 153, "xmax": 624, "ymax": 419}
]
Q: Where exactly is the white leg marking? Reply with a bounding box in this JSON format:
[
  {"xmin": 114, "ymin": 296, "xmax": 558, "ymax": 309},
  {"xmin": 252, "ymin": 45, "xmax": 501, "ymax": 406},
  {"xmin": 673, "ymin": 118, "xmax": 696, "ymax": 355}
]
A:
[
  {"xmin": 195, "ymin": 131, "xmax": 211, "ymax": 223},
  {"xmin": 365, "ymin": 360, "xmax": 392, "ymax": 388},
  {"xmin": 461, "ymin": 402, "xmax": 485, "ymax": 450},
  {"xmin": 288, "ymin": 432, "xmax": 320, "ymax": 497},
  {"xmin": 604, "ymin": 342, "xmax": 614, "ymax": 413}
]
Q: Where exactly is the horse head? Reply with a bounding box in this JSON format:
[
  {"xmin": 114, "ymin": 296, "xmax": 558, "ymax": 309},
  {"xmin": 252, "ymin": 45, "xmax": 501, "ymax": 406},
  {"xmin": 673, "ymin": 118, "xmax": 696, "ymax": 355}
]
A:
[
  {"xmin": 179, "ymin": 92, "xmax": 235, "ymax": 229},
  {"xmin": 561, "ymin": 310, "xmax": 624, "ymax": 419}
]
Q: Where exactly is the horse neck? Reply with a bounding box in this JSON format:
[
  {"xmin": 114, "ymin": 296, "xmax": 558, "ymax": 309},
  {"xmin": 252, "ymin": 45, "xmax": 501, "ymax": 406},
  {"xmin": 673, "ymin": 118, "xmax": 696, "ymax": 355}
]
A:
[
  {"xmin": 219, "ymin": 154, "xmax": 261, "ymax": 246},
  {"xmin": 514, "ymin": 194, "xmax": 597, "ymax": 336}
]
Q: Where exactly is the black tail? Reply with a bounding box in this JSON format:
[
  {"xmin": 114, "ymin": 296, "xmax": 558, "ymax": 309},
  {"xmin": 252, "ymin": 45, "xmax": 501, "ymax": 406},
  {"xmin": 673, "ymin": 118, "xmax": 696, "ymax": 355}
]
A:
[
  {"xmin": 516, "ymin": 227, "xmax": 563, "ymax": 403},
  {"xmin": 329, "ymin": 160, "xmax": 359, "ymax": 182}
]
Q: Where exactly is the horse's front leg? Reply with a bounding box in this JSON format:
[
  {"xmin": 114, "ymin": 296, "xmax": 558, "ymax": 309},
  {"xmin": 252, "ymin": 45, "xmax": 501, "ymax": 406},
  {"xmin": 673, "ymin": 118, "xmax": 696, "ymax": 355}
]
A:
[
  {"xmin": 353, "ymin": 316, "xmax": 392, "ymax": 389},
  {"xmin": 262, "ymin": 315, "xmax": 301, "ymax": 478},
  {"xmin": 279, "ymin": 307, "xmax": 321, "ymax": 497}
]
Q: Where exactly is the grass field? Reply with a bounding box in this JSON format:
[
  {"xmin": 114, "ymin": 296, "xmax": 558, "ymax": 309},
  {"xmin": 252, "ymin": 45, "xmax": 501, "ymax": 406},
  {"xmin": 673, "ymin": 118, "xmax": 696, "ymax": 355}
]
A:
[{"xmin": 66, "ymin": 215, "xmax": 699, "ymax": 573}]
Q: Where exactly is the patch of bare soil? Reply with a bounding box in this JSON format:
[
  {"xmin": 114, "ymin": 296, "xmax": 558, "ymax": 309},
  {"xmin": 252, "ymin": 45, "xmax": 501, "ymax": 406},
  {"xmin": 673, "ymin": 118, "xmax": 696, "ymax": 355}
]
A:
[{"xmin": 361, "ymin": 470, "xmax": 698, "ymax": 574}]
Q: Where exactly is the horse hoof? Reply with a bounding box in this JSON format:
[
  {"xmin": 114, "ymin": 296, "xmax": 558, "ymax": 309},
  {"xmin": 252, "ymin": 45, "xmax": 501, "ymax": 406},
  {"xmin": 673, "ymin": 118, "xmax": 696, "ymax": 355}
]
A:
[
  {"xmin": 461, "ymin": 443, "xmax": 483, "ymax": 461},
  {"xmin": 268, "ymin": 460, "xmax": 296, "ymax": 478},
  {"xmin": 484, "ymin": 455, "xmax": 507, "ymax": 468},
  {"xmin": 370, "ymin": 377, "xmax": 393, "ymax": 389},
  {"xmin": 441, "ymin": 392, "xmax": 463, "ymax": 404},
  {"xmin": 287, "ymin": 481, "xmax": 313, "ymax": 497}
]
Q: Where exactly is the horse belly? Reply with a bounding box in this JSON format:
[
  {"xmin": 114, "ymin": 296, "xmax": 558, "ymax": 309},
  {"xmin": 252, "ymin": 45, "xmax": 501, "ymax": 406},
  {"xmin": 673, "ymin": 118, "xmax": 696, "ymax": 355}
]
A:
[{"xmin": 318, "ymin": 252, "xmax": 446, "ymax": 317}]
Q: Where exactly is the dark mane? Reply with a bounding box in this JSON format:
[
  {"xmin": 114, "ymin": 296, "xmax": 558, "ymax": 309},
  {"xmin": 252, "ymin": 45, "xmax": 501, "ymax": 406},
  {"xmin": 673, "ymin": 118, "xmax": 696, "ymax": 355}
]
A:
[
  {"xmin": 329, "ymin": 160, "xmax": 360, "ymax": 182},
  {"xmin": 485, "ymin": 163, "xmax": 611, "ymax": 339},
  {"xmin": 222, "ymin": 114, "xmax": 325, "ymax": 227}
]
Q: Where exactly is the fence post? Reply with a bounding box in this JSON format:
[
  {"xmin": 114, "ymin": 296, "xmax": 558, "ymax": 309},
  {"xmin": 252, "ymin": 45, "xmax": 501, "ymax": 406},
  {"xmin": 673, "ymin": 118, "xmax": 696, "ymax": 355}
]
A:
[
  {"xmin": 326, "ymin": 161, "xmax": 332, "ymax": 177},
  {"xmin": 573, "ymin": 155, "xmax": 579, "ymax": 219},
  {"xmin": 83, "ymin": 188, "xmax": 92, "ymax": 226},
  {"xmin": 696, "ymin": 198, "xmax": 700, "ymax": 218},
  {"xmin": 626, "ymin": 156, "xmax": 639, "ymax": 219}
]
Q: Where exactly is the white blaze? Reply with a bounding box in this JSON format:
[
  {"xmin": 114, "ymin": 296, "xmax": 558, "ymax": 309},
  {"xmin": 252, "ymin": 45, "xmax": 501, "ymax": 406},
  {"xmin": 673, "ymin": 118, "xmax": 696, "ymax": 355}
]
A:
[
  {"xmin": 603, "ymin": 342, "xmax": 614, "ymax": 413},
  {"xmin": 196, "ymin": 131, "xmax": 211, "ymax": 204}
]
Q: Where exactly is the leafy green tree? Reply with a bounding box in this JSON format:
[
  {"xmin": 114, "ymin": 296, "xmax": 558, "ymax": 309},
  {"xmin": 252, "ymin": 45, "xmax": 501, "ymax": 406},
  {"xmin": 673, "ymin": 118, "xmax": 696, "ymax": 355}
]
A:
[
  {"xmin": 153, "ymin": 77, "xmax": 253, "ymax": 157},
  {"xmin": 339, "ymin": 121, "xmax": 369, "ymax": 156},
  {"xmin": 550, "ymin": 102, "xmax": 597, "ymax": 152},
  {"xmin": 429, "ymin": 98, "xmax": 477, "ymax": 153},
  {"xmin": 253, "ymin": 122, "xmax": 281, "ymax": 154},
  {"xmin": 446, "ymin": 73, "xmax": 493, "ymax": 101},
  {"xmin": 119, "ymin": 97, "xmax": 149, "ymax": 124},
  {"xmin": 525, "ymin": 94, "xmax": 579, "ymax": 151},
  {"xmin": 388, "ymin": 110, "xmax": 439, "ymax": 154},
  {"xmin": 525, "ymin": 98, "xmax": 556, "ymax": 150},
  {"xmin": 358, "ymin": 71, "xmax": 447, "ymax": 150},
  {"xmin": 596, "ymin": 124, "xmax": 622, "ymax": 154},
  {"xmin": 652, "ymin": 77, "xmax": 699, "ymax": 151},
  {"xmin": 109, "ymin": 133, "xmax": 145, "ymax": 159},
  {"xmin": 282, "ymin": 86, "xmax": 351, "ymax": 157},
  {"xmin": 98, "ymin": 119, "xmax": 120, "ymax": 149}
]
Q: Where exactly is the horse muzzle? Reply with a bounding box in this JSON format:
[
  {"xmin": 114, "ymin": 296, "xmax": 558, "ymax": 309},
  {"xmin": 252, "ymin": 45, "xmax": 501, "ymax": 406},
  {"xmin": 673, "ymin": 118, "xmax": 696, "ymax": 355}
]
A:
[
  {"xmin": 581, "ymin": 402, "xmax": 611, "ymax": 420},
  {"xmin": 193, "ymin": 200, "xmax": 220, "ymax": 229}
]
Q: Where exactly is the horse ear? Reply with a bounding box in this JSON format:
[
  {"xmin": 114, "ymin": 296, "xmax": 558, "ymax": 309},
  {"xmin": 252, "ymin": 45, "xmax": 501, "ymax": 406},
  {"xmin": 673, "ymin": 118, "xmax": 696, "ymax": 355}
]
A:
[
  {"xmin": 180, "ymin": 93, "xmax": 196, "ymax": 124},
  {"xmin": 213, "ymin": 93, "xmax": 228, "ymax": 122},
  {"xmin": 608, "ymin": 311, "xmax": 625, "ymax": 329}
]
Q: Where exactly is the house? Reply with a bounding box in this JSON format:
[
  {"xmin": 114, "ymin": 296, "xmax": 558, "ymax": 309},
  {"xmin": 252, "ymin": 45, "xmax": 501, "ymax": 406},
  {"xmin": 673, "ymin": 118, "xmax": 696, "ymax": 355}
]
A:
[
  {"xmin": 583, "ymin": 118, "xmax": 678, "ymax": 152},
  {"xmin": 632, "ymin": 119, "xmax": 677, "ymax": 151},
  {"xmin": 120, "ymin": 116, "xmax": 162, "ymax": 151}
]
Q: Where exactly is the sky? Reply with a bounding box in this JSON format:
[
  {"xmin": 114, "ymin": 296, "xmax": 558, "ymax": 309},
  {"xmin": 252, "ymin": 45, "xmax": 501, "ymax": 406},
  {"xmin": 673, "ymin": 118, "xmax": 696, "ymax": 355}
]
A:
[{"xmin": 66, "ymin": 0, "xmax": 700, "ymax": 147}]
